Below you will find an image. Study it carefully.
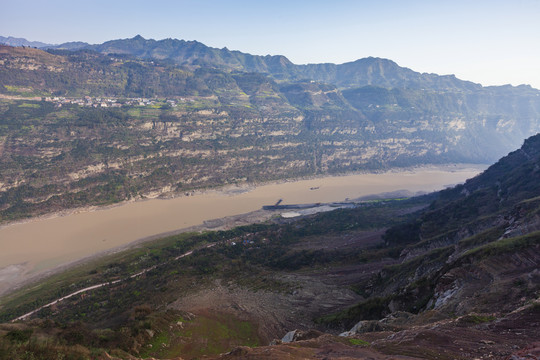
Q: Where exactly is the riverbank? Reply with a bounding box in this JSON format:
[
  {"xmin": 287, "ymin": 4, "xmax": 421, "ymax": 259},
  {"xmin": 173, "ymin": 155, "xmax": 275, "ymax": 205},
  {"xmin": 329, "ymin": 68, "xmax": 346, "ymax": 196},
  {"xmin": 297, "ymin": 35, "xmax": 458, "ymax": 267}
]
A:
[
  {"xmin": 0, "ymin": 164, "xmax": 487, "ymax": 297},
  {"xmin": 0, "ymin": 208, "xmax": 278, "ymax": 298}
]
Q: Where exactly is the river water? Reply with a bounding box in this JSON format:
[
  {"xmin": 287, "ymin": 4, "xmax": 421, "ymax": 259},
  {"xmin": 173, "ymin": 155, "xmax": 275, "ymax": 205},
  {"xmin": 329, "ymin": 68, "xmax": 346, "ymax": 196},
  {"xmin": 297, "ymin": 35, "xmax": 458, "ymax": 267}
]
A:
[{"xmin": 0, "ymin": 165, "xmax": 486, "ymax": 289}]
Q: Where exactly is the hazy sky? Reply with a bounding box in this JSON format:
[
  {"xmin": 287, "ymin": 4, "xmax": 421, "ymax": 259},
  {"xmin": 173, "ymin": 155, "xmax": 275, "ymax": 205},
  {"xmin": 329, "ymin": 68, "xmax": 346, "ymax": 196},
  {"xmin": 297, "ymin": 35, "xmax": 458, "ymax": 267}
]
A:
[{"xmin": 2, "ymin": 0, "xmax": 540, "ymax": 88}]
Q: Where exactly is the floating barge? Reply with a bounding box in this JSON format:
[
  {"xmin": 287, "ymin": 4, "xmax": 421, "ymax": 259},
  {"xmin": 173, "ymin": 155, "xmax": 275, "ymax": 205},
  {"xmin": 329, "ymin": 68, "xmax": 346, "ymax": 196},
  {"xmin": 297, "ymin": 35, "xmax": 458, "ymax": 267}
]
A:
[
  {"xmin": 262, "ymin": 201, "xmax": 354, "ymax": 211},
  {"xmin": 262, "ymin": 203, "xmax": 320, "ymax": 210}
]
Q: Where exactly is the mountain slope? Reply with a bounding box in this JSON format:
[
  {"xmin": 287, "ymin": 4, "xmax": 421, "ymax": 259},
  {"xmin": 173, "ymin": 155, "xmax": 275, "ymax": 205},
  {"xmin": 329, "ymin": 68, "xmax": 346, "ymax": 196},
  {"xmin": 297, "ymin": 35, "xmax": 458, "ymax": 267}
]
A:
[
  {"xmin": 49, "ymin": 35, "xmax": 298, "ymax": 80},
  {"xmin": 44, "ymin": 35, "xmax": 523, "ymax": 92},
  {"xmin": 296, "ymin": 57, "xmax": 482, "ymax": 90},
  {"xmin": 323, "ymin": 134, "xmax": 540, "ymax": 331},
  {"xmin": 3, "ymin": 35, "xmax": 538, "ymax": 92},
  {"xmin": 342, "ymin": 84, "xmax": 540, "ymax": 162}
]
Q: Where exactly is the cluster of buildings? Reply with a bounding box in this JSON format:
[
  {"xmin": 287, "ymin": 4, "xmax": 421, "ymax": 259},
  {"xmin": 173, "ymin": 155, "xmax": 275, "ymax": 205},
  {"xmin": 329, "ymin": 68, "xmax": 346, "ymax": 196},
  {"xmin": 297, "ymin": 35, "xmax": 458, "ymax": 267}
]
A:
[
  {"xmin": 43, "ymin": 96, "xmax": 123, "ymax": 108},
  {"xmin": 42, "ymin": 97, "xmax": 181, "ymax": 108}
]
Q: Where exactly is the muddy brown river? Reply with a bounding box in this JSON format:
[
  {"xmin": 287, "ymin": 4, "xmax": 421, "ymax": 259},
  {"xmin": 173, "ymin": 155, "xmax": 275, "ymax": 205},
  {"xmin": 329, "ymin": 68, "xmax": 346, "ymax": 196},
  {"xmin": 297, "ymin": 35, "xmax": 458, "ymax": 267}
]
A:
[{"xmin": 0, "ymin": 165, "xmax": 486, "ymax": 293}]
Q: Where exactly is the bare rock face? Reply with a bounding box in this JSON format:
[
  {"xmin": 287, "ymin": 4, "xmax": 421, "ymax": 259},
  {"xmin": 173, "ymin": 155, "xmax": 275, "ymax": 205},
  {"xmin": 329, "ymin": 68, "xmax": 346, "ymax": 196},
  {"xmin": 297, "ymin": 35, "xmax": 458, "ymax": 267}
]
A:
[
  {"xmin": 340, "ymin": 311, "xmax": 415, "ymax": 337},
  {"xmin": 339, "ymin": 320, "xmax": 386, "ymax": 337},
  {"xmin": 281, "ymin": 329, "xmax": 297, "ymax": 343},
  {"xmin": 281, "ymin": 329, "xmax": 324, "ymax": 343}
]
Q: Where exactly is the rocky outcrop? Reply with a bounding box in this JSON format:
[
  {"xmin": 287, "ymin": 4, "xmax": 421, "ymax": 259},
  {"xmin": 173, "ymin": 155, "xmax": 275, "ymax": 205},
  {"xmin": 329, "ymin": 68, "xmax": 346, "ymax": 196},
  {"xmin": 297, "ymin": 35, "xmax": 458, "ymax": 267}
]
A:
[{"xmin": 281, "ymin": 329, "xmax": 324, "ymax": 343}]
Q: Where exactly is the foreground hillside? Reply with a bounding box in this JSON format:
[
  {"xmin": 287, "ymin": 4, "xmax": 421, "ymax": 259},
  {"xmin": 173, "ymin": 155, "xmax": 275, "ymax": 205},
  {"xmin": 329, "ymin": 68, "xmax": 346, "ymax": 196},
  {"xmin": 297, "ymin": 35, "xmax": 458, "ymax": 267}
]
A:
[
  {"xmin": 1, "ymin": 42, "xmax": 540, "ymax": 222},
  {"xmin": 1, "ymin": 134, "xmax": 539, "ymax": 359}
]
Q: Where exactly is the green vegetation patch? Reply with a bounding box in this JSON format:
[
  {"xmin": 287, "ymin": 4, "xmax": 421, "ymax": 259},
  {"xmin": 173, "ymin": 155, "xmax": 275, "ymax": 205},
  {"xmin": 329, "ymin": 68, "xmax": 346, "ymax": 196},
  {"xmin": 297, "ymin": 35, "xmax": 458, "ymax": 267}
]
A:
[
  {"xmin": 348, "ymin": 338, "xmax": 370, "ymax": 346},
  {"xmin": 127, "ymin": 107, "xmax": 141, "ymax": 117},
  {"xmin": 3, "ymin": 85, "xmax": 48, "ymax": 97},
  {"xmin": 461, "ymin": 231, "xmax": 540, "ymax": 260},
  {"xmin": 17, "ymin": 103, "xmax": 40, "ymax": 108},
  {"xmin": 460, "ymin": 313, "xmax": 496, "ymax": 324},
  {"xmin": 4, "ymin": 329, "xmax": 33, "ymax": 343},
  {"xmin": 457, "ymin": 226, "xmax": 506, "ymax": 250},
  {"xmin": 141, "ymin": 312, "xmax": 260, "ymax": 359}
]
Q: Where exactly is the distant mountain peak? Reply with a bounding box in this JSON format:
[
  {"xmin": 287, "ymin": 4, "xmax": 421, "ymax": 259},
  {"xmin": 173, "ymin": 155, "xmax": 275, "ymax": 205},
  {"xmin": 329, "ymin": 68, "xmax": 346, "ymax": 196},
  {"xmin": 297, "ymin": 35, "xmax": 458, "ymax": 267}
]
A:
[{"xmin": 0, "ymin": 35, "xmax": 54, "ymax": 48}]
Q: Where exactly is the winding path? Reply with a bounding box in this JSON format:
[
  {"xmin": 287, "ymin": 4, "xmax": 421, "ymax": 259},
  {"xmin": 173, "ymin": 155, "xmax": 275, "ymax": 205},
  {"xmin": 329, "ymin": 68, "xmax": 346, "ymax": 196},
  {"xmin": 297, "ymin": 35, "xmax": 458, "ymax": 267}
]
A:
[{"xmin": 12, "ymin": 243, "xmax": 216, "ymax": 322}]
